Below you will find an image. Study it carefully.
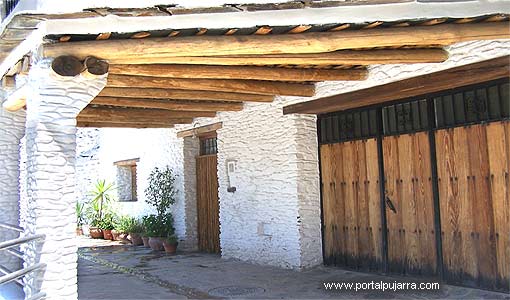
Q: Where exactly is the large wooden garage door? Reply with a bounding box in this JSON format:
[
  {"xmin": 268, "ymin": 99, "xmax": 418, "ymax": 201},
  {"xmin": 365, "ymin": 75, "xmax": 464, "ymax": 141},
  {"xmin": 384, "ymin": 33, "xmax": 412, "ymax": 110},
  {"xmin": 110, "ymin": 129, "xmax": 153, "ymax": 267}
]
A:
[{"xmin": 319, "ymin": 78, "xmax": 509, "ymax": 292}]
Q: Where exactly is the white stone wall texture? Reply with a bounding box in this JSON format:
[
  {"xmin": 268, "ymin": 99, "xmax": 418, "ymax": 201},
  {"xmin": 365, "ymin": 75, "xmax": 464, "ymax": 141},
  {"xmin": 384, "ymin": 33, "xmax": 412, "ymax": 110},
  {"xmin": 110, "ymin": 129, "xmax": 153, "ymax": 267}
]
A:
[
  {"xmin": 20, "ymin": 59, "xmax": 107, "ymax": 300},
  {"xmin": 0, "ymin": 99, "xmax": 25, "ymax": 271}
]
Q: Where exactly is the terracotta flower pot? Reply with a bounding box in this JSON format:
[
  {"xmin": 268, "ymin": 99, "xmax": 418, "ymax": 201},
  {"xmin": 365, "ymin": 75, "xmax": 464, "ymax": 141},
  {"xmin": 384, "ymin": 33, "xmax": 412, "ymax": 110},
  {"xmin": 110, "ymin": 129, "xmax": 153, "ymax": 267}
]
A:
[
  {"xmin": 119, "ymin": 233, "xmax": 130, "ymax": 243},
  {"xmin": 89, "ymin": 227, "xmax": 103, "ymax": 239},
  {"xmin": 111, "ymin": 230, "xmax": 121, "ymax": 241},
  {"xmin": 148, "ymin": 237, "xmax": 165, "ymax": 251},
  {"xmin": 76, "ymin": 227, "xmax": 83, "ymax": 236},
  {"xmin": 141, "ymin": 236, "xmax": 150, "ymax": 247},
  {"xmin": 163, "ymin": 241, "xmax": 178, "ymax": 254},
  {"xmin": 130, "ymin": 233, "xmax": 144, "ymax": 246},
  {"xmin": 103, "ymin": 229, "xmax": 114, "ymax": 240}
]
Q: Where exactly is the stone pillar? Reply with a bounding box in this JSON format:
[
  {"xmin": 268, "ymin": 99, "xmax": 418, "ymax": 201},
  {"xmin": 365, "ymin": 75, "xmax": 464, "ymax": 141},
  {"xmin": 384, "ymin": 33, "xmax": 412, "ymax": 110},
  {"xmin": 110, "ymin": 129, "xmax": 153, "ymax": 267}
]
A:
[
  {"xmin": 181, "ymin": 136, "xmax": 199, "ymax": 250},
  {"xmin": 21, "ymin": 59, "xmax": 107, "ymax": 299},
  {"xmin": 0, "ymin": 100, "xmax": 25, "ymax": 271},
  {"xmin": 293, "ymin": 114, "xmax": 323, "ymax": 269}
]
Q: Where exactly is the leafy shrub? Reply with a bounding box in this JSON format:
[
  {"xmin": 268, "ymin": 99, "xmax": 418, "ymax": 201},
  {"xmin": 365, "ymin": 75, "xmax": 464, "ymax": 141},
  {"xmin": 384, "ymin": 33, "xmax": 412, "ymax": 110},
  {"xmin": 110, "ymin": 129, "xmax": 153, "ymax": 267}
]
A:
[
  {"xmin": 142, "ymin": 213, "xmax": 174, "ymax": 237},
  {"xmin": 99, "ymin": 213, "xmax": 116, "ymax": 230},
  {"xmin": 145, "ymin": 166, "xmax": 177, "ymax": 216}
]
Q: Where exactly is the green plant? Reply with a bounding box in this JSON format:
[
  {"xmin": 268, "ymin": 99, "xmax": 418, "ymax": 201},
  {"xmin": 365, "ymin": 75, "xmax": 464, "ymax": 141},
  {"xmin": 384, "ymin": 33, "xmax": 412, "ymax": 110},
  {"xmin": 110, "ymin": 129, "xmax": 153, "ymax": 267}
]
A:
[
  {"xmin": 166, "ymin": 234, "xmax": 178, "ymax": 245},
  {"xmin": 145, "ymin": 166, "xmax": 177, "ymax": 216},
  {"xmin": 142, "ymin": 213, "xmax": 174, "ymax": 237},
  {"xmin": 127, "ymin": 218, "xmax": 145, "ymax": 234},
  {"xmin": 114, "ymin": 215, "xmax": 132, "ymax": 233},
  {"xmin": 90, "ymin": 180, "xmax": 115, "ymax": 221},
  {"xmin": 76, "ymin": 202, "xmax": 85, "ymax": 227},
  {"xmin": 99, "ymin": 213, "xmax": 116, "ymax": 230}
]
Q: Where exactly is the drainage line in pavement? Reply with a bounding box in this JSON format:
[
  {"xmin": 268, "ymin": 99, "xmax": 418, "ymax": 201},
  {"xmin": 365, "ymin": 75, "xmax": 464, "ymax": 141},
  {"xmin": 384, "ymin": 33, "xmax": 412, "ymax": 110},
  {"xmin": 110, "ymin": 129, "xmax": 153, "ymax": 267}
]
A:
[{"xmin": 78, "ymin": 251, "xmax": 219, "ymax": 299}]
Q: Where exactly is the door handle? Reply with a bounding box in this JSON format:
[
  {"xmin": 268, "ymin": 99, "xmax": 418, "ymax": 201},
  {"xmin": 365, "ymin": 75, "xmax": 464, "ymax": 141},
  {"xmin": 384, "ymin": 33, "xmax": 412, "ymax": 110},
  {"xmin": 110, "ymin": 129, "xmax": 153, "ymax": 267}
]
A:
[{"xmin": 385, "ymin": 196, "xmax": 397, "ymax": 214}]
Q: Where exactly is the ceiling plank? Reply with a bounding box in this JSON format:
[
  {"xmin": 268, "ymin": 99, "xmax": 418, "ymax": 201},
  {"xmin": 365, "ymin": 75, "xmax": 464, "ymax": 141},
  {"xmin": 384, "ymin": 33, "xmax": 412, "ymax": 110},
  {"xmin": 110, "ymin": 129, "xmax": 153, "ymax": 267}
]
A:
[
  {"xmin": 107, "ymin": 74, "xmax": 316, "ymax": 97},
  {"xmin": 98, "ymin": 87, "xmax": 274, "ymax": 102},
  {"xmin": 107, "ymin": 49, "xmax": 448, "ymax": 66},
  {"xmin": 108, "ymin": 64, "xmax": 368, "ymax": 81},
  {"xmin": 79, "ymin": 107, "xmax": 216, "ymax": 119},
  {"xmin": 43, "ymin": 22, "xmax": 509, "ymax": 60},
  {"xmin": 91, "ymin": 96, "xmax": 243, "ymax": 112},
  {"xmin": 77, "ymin": 121, "xmax": 176, "ymax": 128},
  {"xmin": 283, "ymin": 55, "xmax": 510, "ymax": 115}
]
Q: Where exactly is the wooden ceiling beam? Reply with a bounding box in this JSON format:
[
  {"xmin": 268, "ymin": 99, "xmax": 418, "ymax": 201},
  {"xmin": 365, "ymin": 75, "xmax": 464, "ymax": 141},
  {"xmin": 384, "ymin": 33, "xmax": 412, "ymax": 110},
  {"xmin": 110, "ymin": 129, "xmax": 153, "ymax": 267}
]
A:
[
  {"xmin": 77, "ymin": 121, "xmax": 176, "ymax": 128},
  {"xmin": 79, "ymin": 107, "xmax": 216, "ymax": 119},
  {"xmin": 107, "ymin": 74, "xmax": 315, "ymax": 97},
  {"xmin": 98, "ymin": 87, "xmax": 274, "ymax": 102},
  {"xmin": 43, "ymin": 22, "xmax": 509, "ymax": 60},
  {"xmin": 107, "ymin": 49, "xmax": 448, "ymax": 66},
  {"xmin": 91, "ymin": 96, "xmax": 243, "ymax": 112},
  {"xmin": 283, "ymin": 55, "xmax": 510, "ymax": 115},
  {"xmin": 77, "ymin": 115, "xmax": 193, "ymax": 124},
  {"xmin": 108, "ymin": 64, "xmax": 368, "ymax": 81}
]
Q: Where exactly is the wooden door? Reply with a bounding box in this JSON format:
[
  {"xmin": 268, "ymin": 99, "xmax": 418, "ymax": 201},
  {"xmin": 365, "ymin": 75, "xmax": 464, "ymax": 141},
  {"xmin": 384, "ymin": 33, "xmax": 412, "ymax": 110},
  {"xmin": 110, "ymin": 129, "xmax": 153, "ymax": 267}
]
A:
[
  {"xmin": 196, "ymin": 154, "xmax": 220, "ymax": 253},
  {"xmin": 382, "ymin": 132, "xmax": 437, "ymax": 276},
  {"xmin": 436, "ymin": 122, "xmax": 510, "ymax": 291},
  {"xmin": 321, "ymin": 138, "xmax": 382, "ymax": 271}
]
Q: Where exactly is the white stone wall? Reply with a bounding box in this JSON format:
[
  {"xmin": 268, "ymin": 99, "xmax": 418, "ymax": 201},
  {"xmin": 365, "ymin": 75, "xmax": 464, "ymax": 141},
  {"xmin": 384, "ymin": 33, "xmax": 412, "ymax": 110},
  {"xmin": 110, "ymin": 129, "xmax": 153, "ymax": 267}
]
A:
[{"xmin": 21, "ymin": 59, "xmax": 106, "ymax": 299}]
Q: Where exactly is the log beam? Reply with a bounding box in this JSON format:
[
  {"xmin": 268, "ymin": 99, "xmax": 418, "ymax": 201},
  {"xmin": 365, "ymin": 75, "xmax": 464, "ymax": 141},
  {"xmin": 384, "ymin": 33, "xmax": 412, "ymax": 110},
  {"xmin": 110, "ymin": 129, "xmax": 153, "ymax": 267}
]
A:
[
  {"xmin": 177, "ymin": 122, "xmax": 222, "ymax": 138},
  {"xmin": 91, "ymin": 96, "xmax": 243, "ymax": 112},
  {"xmin": 43, "ymin": 22, "xmax": 509, "ymax": 60},
  {"xmin": 51, "ymin": 55, "xmax": 84, "ymax": 77},
  {"xmin": 107, "ymin": 74, "xmax": 315, "ymax": 97},
  {"xmin": 77, "ymin": 115, "xmax": 193, "ymax": 124},
  {"xmin": 107, "ymin": 49, "xmax": 448, "ymax": 66},
  {"xmin": 283, "ymin": 55, "xmax": 510, "ymax": 114},
  {"xmin": 2, "ymin": 84, "xmax": 28, "ymax": 112},
  {"xmin": 108, "ymin": 64, "xmax": 368, "ymax": 81},
  {"xmin": 77, "ymin": 121, "xmax": 176, "ymax": 128},
  {"xmin": 98, "ymin": 87, "xmax": 274, "ymax": 102},
  {"xmin": 79, "ymin": 107, "xmax": 216, "ymax": 119}
]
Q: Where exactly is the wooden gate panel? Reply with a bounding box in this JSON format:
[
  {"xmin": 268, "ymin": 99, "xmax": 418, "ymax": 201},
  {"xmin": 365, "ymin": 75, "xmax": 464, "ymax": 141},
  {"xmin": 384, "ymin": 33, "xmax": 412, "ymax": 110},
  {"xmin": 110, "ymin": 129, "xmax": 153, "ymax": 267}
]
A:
[
  {"xmin": 383, "ymin": 132, "xmax": 437, "ymax": 275},
  {"xmin": 436, "ymin": 122, "xmax": 509, "ymax": 291},
  {"xmin": 321, "ymin": 139, "xmax": 381, "ymax": 271},
  {"xmin": 196, "ymin": 154, "xmax": 220, "ymax": 253}
]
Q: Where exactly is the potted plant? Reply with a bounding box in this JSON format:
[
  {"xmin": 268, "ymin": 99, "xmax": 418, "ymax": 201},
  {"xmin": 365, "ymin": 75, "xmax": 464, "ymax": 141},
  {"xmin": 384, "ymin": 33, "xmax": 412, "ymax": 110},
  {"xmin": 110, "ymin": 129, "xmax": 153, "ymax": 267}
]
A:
[
  {"xmin": 124, "ymin": 217, "xmax": 144, "ymax": 246},
  {"xmin": 141, "ymin": 216, "xmax": 150, "ymax": 247},
  {"xmin": 100, "ymin": 213, "xmax": 115, "ymax": 240},
  {"xmin": 87, "ymin": 180, "xmax": 115, "ymax": 239},
  {"xmin": 144, "ymin": 166, "xmax": 178, "ymax": 251},
  {"xmin": 113, "ymin": 215, "xmax": 131, "ymax": 242},
  {"xmin": 144, "ymin": 213, "xmax": 174, "ymax": 251},
  {"xmin": 163, "ymin": 235, "xmax": 178, "ymax": 254},
  {"xmin": 76, "ymin": 202, "xmax": 85, "ymax": 236}
]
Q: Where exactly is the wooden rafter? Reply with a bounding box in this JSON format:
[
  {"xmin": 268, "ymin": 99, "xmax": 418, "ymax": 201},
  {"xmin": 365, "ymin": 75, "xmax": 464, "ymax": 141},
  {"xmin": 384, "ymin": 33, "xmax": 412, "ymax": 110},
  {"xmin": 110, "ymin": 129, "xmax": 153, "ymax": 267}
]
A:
[
  {"xmin": 177, "ymin": 122, "xmax": 222, "ymax": 138},
  {"xmin": 105, "ymin": 49, "xmax": 449, "ymax": 66},
  {"xmin": 283, "ymin": 55, "xmax": 510, "ymax": 115},
  {"xmin": 79, "ymin": 107, "xmax": 216, "ymax": 119},
  {"xmin": 43, "ymin": 22, "xmax": 509, "ymax": 60},
  {"xmin": 107, "ymin": 74, "xmax": 315, "ymax": 97},
  {"xmin": 98, "ymin": 87, "xmax": 274, "ymax": 102},
  {"xmin": 91, "ymin": 96, "xmax": 243, "ymax": 112},
  {"xmin": 108, "ymin": 64, "xmax": 368, "ymax": 81},
  {"xmin": 77, "ymin": 121, "xmax": 176, "ymax": 128}
]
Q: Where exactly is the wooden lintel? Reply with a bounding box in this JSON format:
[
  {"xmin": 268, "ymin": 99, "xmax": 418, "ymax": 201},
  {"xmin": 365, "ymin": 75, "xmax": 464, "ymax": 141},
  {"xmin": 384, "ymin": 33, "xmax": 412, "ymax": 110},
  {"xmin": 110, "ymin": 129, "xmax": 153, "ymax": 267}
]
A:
[
  {"xmin": 113, "ymin": 158, "xmax": 139, "ymax": 166},
  {"xmin": 79, "ymin": 106, "xmax": 216, "ymax": 119},
  {"xmin": 91, "ymin": 96, "xmax": 243, "ymax": 112},
  {"xmin": 98, "ymin": 87, "xmax": 274, "ymax": 102},
  {"xmin": 77, "ymin": 121, "xmax": 176, "ymax": 128},
  {"xmin": 108, "ymin": 64, "xmax": 368, "ymax": 81},
  {"xmin": 43, "ymin": 22, "xmax": 509, "ymax": 60},
  {"xmin": 283, "ymin": 55, "xmax": 510, "ymax": 115},
  {"xmin": 107, "ymin": 74, "xmax": 315, "ymax": 97},
  {"xmin": 107, "ymin": 49, "xmax": 448, "ymax": 66},
  {"xmin": 177, "ymin": 122, "xmax": 223, "ymax": 138}
]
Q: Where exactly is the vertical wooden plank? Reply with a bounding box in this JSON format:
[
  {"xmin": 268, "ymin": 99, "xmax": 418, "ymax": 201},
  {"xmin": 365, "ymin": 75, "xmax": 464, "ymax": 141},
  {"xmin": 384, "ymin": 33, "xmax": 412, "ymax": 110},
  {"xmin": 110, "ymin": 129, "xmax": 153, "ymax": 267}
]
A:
[
  {"xmin": 467, "ymin": 125, "xmax": 497, "ymax": 289},
  {"xmin": 366, "ymin": 138, "xmax": 382, "ymax": 270},
  {"xmin": 333, "ymin": 142, "xmax": 348, "ymax": 266},
  {"xmin": 486, "ymin": 122, "xmax": 509, "ymax": 290},
  {"xmin": 343, "ymin": 141, "xmax": 357, "ymax": 268},
  {"xmin": 356, "ymin": 140, "xmax": 370, "ymax": 270},
  {"xmin": 196, "ymin": 155, "xmax": 220, "ymax": 253},
  {"xmin": 414, "ymin": 132, "xmax": 437, "ymax": 275}
]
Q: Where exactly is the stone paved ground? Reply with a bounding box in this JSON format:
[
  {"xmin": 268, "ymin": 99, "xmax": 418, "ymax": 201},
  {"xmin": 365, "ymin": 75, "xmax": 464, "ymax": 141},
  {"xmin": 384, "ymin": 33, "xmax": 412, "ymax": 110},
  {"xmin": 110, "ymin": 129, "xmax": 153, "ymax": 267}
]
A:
[{"xmin": 78, "ymin": 244, "xmax": 510, "ymax": 300}]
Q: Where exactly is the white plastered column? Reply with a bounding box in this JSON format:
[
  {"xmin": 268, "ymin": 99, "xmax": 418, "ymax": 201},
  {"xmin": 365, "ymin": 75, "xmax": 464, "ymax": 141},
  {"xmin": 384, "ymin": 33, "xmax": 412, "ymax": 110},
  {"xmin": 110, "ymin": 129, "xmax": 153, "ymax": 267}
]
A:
[
  {"xmin": 0, "ymin": 101, "xmax": 25, "ymax": 271},
  {"xmin": 21, "ymin": 59, "xmax": 106, "ymax": 299}
]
